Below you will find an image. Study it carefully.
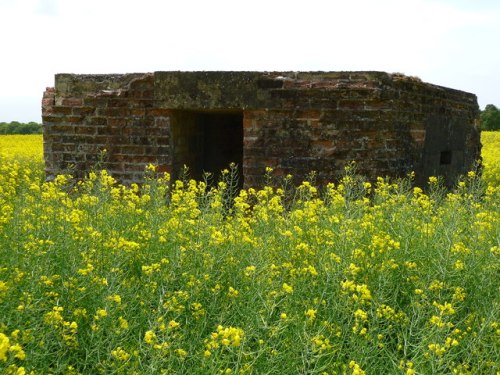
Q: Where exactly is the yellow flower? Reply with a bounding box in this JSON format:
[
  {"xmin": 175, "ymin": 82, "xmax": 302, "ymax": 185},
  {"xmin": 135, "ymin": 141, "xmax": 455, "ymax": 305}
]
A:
[
  {"xmin": 244, "ymin": 265, "xmax": 256, "ymax": 277},
  {"xmin": 144, "ymin": 330, "xmax": 156, "ymax": 345},
  {"xmin": 6, "ymin": 366, "xmax": 27, "ymax": 375},
  {"xmin": 8, "ymin": 343, "xmax": 26, "ymax": 360},
  {"xmin": 205, "ymin": 326, "xmax": 244, "ymax": 352},
  {"xmin": 444, "ymin": 337, "xmax": 459, "ymax": 348},
  {"xmin": 428, "ymin": 176, "xmax": 438, "ymax": 184},
  {"xmin": 69, "ymin": 321, "xmax": 78, "ymax": 331},
  {"xmin": 118, "ymin": 316, "xmax": 129, "ymax": 330},
  {"xmin": 153, "ymin": 342, "xmax": 170, "ymax": 351},
  {"xmin": 0, "ymin": 333, "xmax": 10, "ymax": 361},
  {"xmin": 452, "ymin": 287, "xmax": 466, "ymax": 302},
  {"xmin": 432, "ymin": 301, "xmax": 456, "ymax": 315},
  {"xmin": 44, "ymin": 306, "xmax": 64, "ymax": 327},
  {"xmin": 169, "ymin": 320, "xmax": 180, "ymax": 330},
  {"xmin": 428, "ymin": 343, "xmax": 446, "ymax": 356},
  {"xmin": 0, "ymin": 281, "xmax": 9, "ymax": 294},
  {"xmin": 111, "ymin": 347, "xmax": 130, "ymax": 361},
  {"xmin": 175, "ymin": 348, "xmax": 188, "ymax": 358},
  {"xmin": 305, "ymin": 309, "xmax": 317, "ymax": 321},
  {"xmin": 429, "ymin": 280, "xmax": 445, "ymax": 291},
  {"xmin": 348, "ymin": 360, "xmax": 366, "ymax": 375},
  {"xmin": 311, "ymin": 335, "xmax": 332, "ymax": 353},
  {"xmin": 106, "ymin": 294, "xmax": 122, "ymax": 304},
  {"xmin": 146, "ymin": 163, "xmax": 157, "ymax": 172},
  {"xmin": 282, "ymin": 283, "xmax": 294, "ymax": 294},
  {"xmin": 354, "ymin": 309, "xmax": 368, "ymax": 322},
  {"xmin": 94, "ymin": 308, "xmax": 108, "ymax": 320},
  {"xmin": 227, "ymin": 287, "xmax": 239, "ymax": 298}
]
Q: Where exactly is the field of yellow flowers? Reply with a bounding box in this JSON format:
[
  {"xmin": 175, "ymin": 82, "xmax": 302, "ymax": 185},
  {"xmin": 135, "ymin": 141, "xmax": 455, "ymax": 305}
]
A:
[
  {"xmin": 0, "ymin": 133, "xmax": 499, "ymax": 374},
  {"xmin": 482, "ymin": 132, "xmax": 500, "ymax": 186}
]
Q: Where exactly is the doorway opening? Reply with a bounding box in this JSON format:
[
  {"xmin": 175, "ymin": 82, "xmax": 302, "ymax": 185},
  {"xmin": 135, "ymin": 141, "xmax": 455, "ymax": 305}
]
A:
[{"xmin": 170, "ymin": 110, "xmax": 244, "ymax": 187}]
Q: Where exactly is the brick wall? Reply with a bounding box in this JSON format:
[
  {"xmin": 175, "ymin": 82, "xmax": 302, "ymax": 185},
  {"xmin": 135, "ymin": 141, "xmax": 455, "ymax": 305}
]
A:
[
  {"xmin": 42, "ymin": 71, "xmax": 480, "ymax": 187},
  {"xmin": 43, "ymin": 73, "xmax": 172, "ymax": 184}
]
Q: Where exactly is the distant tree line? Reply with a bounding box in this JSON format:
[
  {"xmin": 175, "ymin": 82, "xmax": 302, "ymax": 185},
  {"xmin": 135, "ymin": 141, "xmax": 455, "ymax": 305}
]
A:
[
  {"xmin": 0, "ymin": 121, "xmax": 43, "ymax": 134},
  {"xmin": 480, "ymin": 104, "xmax": 500, "ymax": 131}
]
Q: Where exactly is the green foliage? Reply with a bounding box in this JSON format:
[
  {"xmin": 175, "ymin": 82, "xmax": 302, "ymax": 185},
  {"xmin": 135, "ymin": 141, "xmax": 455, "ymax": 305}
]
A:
[
  {"xmin": 0, "ymin": 157, "xmax": 499, "ymax": 374},
  {"xmin": 480, "ymin": 104, "xmax": 500, "ymax": 131},
  {"xmin": 0, "ymin": 121, "xmax": 42, "ymax": 134}
]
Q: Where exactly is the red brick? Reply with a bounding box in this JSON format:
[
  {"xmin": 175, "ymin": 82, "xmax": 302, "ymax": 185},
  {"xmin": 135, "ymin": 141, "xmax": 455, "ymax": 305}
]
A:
[
  {"xmin": 42, "ymin": 115, "xmax": 66, "ymax": 124},
  {"xmin": 338, "ymin": 100, "xmax": 365, "ymax": 110},
  {"xmin": 120, "ymin": 145, "xmax": 146, "ymax": 155},
  {"xmin": 107, "ymin": 118, "xmax": 126, "ymax": 127},
  {"xmin": 42, "ymin": 98, "xmax": 54, "ymax": 107},
  {"xmin": 146, "ymin": 108, "xmax": 171, "ymax": 117},
  {"xmin": 107, "ymin": 98, "xmax": 129, "ymax": 108},
  {"xmin": 75, "ymin": 126, "xmax": 97, "ymax": 135},
  {"xmin": 83, "ymin": 97, "xmax": 108, "ymax": 107},
  {"xmin": 52, "ymin": 106, "xmax": 73, "ymax": 115},
  {"xmin": 86, "ymin": 117, "xmax": 107, "ymax": 125},
  {"xmin": 98, "ymin": 108, "xmax": 130, "ymax": 117},
  {"xmin": 131, "ymin": 108, "xmax": 147, "ymax": 116},
  {"xmin": 66, "ymin": 116, "xmax": 84, "ymax": 123},
  {"xmin": 62, "ymin": 98, "xmax": 84, "ymax": 106},
  {"xmin": 72, "ymin": 106, "xmax": 95, "ymax": 116}
]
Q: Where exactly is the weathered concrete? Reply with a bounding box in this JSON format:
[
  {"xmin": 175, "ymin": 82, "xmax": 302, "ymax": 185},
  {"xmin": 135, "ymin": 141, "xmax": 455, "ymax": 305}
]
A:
[{"xmin": 42, "ymin": 71, "xmax": 481, "ymax": 187}]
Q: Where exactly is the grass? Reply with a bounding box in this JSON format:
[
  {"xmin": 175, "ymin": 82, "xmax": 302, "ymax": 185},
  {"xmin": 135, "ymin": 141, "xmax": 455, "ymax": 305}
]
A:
[{"xmin": 0, "ymin": 133, "xmax": 498, "ymax": 374}]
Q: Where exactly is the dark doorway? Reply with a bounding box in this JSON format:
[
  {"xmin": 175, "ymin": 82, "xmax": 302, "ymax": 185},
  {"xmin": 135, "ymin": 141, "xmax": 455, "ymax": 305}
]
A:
[{"xmin": 170, "ymin": 110, "xmax": 244, "ymax": 186}]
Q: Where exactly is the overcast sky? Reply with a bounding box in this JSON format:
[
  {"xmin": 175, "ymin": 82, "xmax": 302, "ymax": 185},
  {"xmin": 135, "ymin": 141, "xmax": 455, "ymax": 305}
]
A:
[{"xmin": 1, "ymin": 0, "xmax": 499, "ymax": 122}]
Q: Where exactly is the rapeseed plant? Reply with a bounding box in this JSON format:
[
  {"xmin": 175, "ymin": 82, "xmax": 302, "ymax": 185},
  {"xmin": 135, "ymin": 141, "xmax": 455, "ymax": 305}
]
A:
[
  {"xmin": 0, "ymin": 133, "xmax": 498, "ymax": 373},
  {"xmin": 481, "ymin": 131, "xmax": 500, "ymax": 185}
]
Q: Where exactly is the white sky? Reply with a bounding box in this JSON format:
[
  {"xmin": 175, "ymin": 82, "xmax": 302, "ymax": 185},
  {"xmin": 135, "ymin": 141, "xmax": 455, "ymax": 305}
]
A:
[{"xmin": 1, "ymin": 0, "xmax": 499, "ymax": 122}]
